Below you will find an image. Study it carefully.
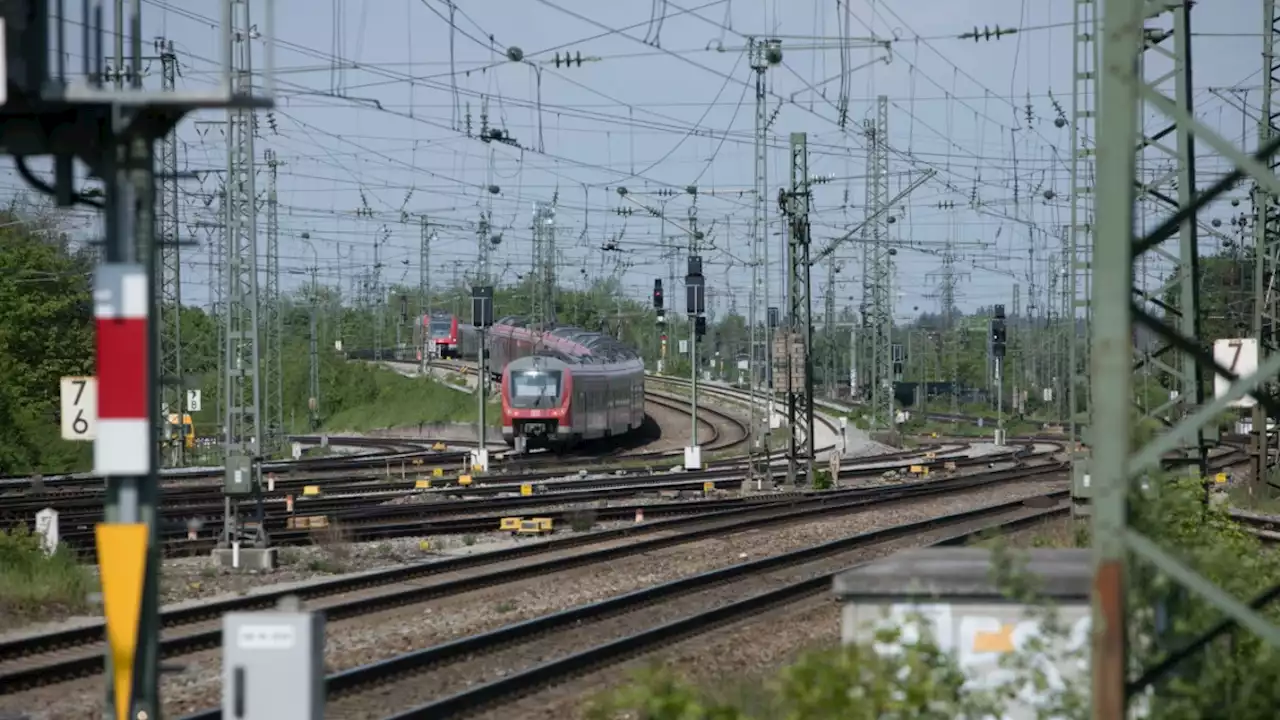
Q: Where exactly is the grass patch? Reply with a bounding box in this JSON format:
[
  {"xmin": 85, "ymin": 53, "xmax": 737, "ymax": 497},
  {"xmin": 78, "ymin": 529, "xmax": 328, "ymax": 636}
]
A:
[
  {"xmin": 968, "ymin": 515, "xmax": 1088, "ymax": 550},
  {"xmin": 0, "ymin": 525, "xmax": 95, "ymax": 626},
  {"xmin": 308, "ymin": 522, "xmax": 353, "ymax": 573},
  {"xmin": 319, "ymin": 360, "xmax": 501, "ymax": 432}
]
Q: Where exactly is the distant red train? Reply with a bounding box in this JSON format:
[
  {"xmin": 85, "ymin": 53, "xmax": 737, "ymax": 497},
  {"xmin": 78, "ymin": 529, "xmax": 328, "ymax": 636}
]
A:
[
  {"xmin": 490, "ymin": 317, "xmax": 645, "ymax": 451},
  {"xmin": 423, "ymin": 312, "xmax": 479, "ymax": 359}
]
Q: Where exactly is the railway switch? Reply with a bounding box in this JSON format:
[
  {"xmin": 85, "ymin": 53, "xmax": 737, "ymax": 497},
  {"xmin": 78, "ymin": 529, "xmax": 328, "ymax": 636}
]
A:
[{"xmin": 222, "ymin": 597, "xmax": 325, "ymax": 719}]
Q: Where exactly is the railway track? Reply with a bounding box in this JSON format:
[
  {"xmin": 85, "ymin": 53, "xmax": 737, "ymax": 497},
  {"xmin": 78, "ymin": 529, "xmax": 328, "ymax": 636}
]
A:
[
  {"xmin": 0, "ymin": 459, "xmax": 1065, "ymax": 696},
  {"xmin": 0, "ymin": 436, "xmax": 472, "ymax": 491},
  {"xmin": 1228, "ymin": 508, "xmax": 1280, "ymax": 543},
  {"xmin": 0, "ymin": 388, "xmax": 748, "ymax": 522},
  {"xmin": 175, "ymin": 489, "xmax": 1072, "ymax": 720},
  {"xmin": 50, "ymin": 439, "xmax": 1048, "ymax": 556}
]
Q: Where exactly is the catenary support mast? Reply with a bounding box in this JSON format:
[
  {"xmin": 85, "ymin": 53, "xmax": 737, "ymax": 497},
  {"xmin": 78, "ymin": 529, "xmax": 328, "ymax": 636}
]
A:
[
  {"xmin": 782, "ymin": 132, "xmax": 814, "ymax": 486},
  {"xmin": 156, "ymin": 39, "xmax": 183, "ymax": 467}
]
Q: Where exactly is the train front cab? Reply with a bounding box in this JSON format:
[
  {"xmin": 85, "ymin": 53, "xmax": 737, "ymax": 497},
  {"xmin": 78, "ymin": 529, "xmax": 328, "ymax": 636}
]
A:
[
  {"xmin": 502, "ymin": 359, "xmax": 574, "ymax": 451},
  {"xmin": 427, "ymin": 315, "xmax": 458, "ymax": 358}
]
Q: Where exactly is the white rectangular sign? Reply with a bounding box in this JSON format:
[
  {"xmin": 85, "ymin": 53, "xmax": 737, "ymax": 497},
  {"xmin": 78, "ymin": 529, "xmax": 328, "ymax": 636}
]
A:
[
  {"xmin": 1213, "ymin": 338, "xmax": 1259, "ymax": 408},
  {"xmin": 186, "ymin": 389, "xmax": 202, "ymax": 413},
  {"xmin": 60, "ymin": 376, "xmax": 98, "ymax": 441}
]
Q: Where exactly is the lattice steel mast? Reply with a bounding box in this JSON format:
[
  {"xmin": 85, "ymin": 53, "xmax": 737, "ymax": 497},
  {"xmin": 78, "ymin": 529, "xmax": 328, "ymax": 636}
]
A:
[
  {"xmin": 156, "ymin": 38, "xmax": 183, "ymax": 466},
  {"xmin": 221, "ymin": 0, "xmax": 265, "ymax": 546},
  {"xmin": 531, "ymin": 200, "xmax": 557, "ymax": 326},
  {"xmin": 1126, "ymin": 7, "xmax": 1206, "ymax": 480},
  {"xmin": 782, "ymin": 132, "xmax": 814, "ymax": 486},
  {"xmin": 1091, "ymin": 0, "xmax": 1280, "ymax": 713},
  {"xmin": 823, "ymin": 255, "xmax": 837, "ymax": 398},
  {"xmin": 865, "ymin": 96, "xmax": 894, "ymax": 431},
  {"xmin": 419, "ymin": 216, "xmax": 432, "ymax": 366},
  {"xmin": 1253, "ymin": 0, "xmax": 1280, "ymax": 490},
  {"xmin": 1069, "ymin": 0, "xmax": 1098, "ymax": 507},
  {"xmin": 747, "ymin": 39, "xmax": 780, "ymax": 468},
  {"xmin": 263, "ymin": 149, "xmax": 284, "ymax": 455}
]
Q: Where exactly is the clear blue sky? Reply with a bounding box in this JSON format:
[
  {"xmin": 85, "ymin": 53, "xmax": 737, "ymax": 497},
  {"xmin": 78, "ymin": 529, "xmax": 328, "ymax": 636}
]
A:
[{"xmin": 2, "ymin": 0, "xmax": 1262, "ymax": 323}]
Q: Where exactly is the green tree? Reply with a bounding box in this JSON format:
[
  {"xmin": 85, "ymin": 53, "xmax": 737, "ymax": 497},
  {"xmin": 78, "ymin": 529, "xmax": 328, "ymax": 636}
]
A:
[{"xmin": 0, "ymin": 202, "xmax": 95, "ymax": 474}]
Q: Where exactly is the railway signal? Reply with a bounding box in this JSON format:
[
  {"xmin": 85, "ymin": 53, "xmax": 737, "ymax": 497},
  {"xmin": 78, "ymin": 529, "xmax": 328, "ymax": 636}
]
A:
[
  {"xmin": 472, "ymin": 286, "xmax": 494, "ymax": 472},
  {"xmin": 991, "ymin": 304, "xmax": 1007, "ymax": 357},
  {"xmin": 991, "ymin": 304, "xmax": 1007, "ymax": 445},
  {"xmin": 685, "ymin": 255, "xmax": 706, "ymax": 470}
]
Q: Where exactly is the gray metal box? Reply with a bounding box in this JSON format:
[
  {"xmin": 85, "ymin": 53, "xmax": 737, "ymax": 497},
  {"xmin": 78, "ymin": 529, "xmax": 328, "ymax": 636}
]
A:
[
  {"xmin": 223, "ymin": 453, "xmax": 256, "ymax": 496},
  {"xmin": 222, "ymin": 611, "xmax": 325, "ymax": 720},
  {"xmin": 834, "ymin": 548, "xmax": 1092, "ymax": 720}
]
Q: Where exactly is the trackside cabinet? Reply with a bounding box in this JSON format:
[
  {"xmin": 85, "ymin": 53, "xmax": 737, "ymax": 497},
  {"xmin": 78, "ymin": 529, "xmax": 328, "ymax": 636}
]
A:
[{"xmin": 222, "ymin": 604, "xmax": 325, "ymax": 719}]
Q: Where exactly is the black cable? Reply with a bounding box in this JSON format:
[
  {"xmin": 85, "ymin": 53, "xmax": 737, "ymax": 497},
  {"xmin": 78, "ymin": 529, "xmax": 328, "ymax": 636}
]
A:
[{"xmin": 14, "ymin": 156, "xmax": 105, "ymax": 210}]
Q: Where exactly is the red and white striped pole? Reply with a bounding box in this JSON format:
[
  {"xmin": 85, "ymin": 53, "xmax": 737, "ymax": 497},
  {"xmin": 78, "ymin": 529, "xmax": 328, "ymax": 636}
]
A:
[{"xmin": 94, "ymin": 264, "xmax": 151, "ymax": 476}]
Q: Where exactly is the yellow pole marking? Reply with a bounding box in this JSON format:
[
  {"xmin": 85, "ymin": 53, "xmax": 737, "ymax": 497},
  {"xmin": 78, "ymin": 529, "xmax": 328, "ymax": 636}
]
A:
[{"xmin": 95, "ymin": 524, "xmax": 148, "ymax": 720}]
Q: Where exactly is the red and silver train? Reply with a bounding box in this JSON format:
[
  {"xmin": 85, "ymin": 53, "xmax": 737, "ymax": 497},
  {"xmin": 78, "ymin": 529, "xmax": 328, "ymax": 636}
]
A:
[
  {"xmin": 491, "ymin": 317, "xmax": 645, "ymax": 451},
  {"xmin": 423, "ymin": 312, "xmax": 479, "ymax": 360}
]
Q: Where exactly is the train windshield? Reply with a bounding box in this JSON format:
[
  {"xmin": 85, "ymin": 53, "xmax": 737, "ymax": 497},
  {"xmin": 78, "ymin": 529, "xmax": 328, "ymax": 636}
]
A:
[
  {"xmin": 510, "ymin": 370, "xmax": 562, "ymax": 408},
  {"xmin": 429, "ymin": 320, "xmax": 453, "ymax": 339}
]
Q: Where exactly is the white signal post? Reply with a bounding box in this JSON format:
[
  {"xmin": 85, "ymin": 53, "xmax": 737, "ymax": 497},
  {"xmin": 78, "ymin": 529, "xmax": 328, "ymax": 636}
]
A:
[{"xmin": 60, "ymin": 376, "xmax": 99, "ymax": 441}]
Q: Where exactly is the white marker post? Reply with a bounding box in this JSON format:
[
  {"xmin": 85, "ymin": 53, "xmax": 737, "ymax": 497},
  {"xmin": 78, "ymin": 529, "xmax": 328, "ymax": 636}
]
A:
[
  {"xmin": 186, "ymin": 389, "xmax": 203, "ymax": 413},
  {"xmin": 34, "ymin": 508, "xmax": 59, "ymax": 556},
  {"xmin": 59, "ymin": 376, "xmax": 99, "ymax": 441}
]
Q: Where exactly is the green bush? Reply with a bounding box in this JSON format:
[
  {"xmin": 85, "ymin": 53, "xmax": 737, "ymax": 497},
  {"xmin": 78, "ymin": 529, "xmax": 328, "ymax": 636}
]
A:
[
  {"xmin": 586, "ymin": 625, "xmax": 1012, "ymax": 720},
  {"xmin": 0, "ymin": 524, "xmax": 94, "ymax": 621},
  {"xmin": 811, "ymin": 469, "xmax": 834, "ymax": 490}
]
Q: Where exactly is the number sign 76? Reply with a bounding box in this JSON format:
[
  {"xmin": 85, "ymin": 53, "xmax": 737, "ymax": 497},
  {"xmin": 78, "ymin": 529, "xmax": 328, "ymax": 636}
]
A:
[{"xmin": 60, "ymin": 376, "xmax": 98, "ymax": 441}]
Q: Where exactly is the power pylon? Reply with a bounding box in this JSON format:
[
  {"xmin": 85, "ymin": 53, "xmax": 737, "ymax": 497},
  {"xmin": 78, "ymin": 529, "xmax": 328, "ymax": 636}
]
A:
[
  {"xmin": 221, "ymin": 0, "xmax": 267, "ymax": 547},
  {"xmin": 782, "ymin": 132, "xmax": 814, "ymax": 486},
  {"xmin": 156, "ymin": 38, "xmax": 183, "ymax": 466},
  {"xmin": 263, "ymin": 149, "xmax": 284, "ymax": 454},
  {"xmin": 864, "ymin": 96, "xmax": 894, "ymax": 432}
]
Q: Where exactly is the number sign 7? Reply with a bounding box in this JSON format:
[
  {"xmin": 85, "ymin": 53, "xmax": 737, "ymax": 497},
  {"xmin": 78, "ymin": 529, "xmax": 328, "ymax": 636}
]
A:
[{"xmin": 60, "ymin": 376, "xmax": 98, "ymax": 441}]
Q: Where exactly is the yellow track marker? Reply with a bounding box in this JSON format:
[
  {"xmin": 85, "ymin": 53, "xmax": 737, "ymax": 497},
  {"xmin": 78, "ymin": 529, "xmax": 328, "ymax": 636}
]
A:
[{"xmin": 95, "ymin": 523, "xmax": 148, "ymax": 720}]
